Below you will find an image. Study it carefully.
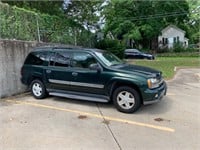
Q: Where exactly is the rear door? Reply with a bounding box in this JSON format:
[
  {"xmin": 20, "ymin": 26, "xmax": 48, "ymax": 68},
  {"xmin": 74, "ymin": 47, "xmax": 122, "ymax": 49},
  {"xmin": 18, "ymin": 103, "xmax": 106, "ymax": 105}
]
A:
[{"xmin": 45, "ymin": 51, "xmax": 73, "ymax": 91}]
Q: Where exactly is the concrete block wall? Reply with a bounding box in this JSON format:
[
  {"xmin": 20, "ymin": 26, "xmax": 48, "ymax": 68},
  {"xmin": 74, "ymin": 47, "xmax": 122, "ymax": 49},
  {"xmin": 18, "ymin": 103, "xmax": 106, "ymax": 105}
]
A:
[
  {"xmin": 0, "ymin": 40, "xmax": 38, "ymax": 98},
  {"xmin": 0, "ymin": 40, "xmax": 76, "ymax": 98}
]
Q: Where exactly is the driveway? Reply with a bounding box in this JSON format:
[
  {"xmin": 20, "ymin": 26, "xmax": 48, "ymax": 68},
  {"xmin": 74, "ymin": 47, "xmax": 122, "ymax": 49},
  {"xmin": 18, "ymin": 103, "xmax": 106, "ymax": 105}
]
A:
[{"xmin": 0, "ymin": 68, "xmax": 200, "ymax": 150}]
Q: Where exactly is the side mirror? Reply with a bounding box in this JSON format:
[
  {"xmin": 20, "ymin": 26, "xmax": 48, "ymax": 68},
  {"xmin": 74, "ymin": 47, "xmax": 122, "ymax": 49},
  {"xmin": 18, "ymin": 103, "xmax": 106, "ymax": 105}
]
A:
[{"xmin": 89, "ymin": 63, "xmax": 102, "ymax": 72}]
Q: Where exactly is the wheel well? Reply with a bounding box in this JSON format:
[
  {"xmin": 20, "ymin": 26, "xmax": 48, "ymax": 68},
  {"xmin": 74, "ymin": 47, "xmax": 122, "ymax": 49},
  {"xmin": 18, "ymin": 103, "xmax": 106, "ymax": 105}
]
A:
[
  {"xmin": 28, "ymin": 76, "xmax": 42, "ymax": 86},
  {"xmin": 110, "ymin": 82, "xmax": 143, "ymax": 104}
]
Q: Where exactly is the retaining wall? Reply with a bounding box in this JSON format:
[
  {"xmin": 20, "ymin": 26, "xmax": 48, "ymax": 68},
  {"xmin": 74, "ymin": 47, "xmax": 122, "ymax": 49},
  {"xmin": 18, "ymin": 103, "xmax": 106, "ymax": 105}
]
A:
[
  {"xmin": 0, "ymin": 40, "xmax": 38, "ymax": 98},
  {"xmin": 0, "ymin": 40, "xmax": 76, "ymax": 98}
]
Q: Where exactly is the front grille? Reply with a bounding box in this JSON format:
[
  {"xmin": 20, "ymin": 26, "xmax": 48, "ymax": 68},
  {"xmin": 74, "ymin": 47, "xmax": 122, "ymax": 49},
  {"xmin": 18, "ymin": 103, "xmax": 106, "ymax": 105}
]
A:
[
  {"xmin": 156, "ymin": 71, "xmax": 163, "ymax": 85},
  {"xmin": 156, "ymin": 72, "xmax": 162, "ymax": 79},
  {"xmin": 158, "ymin": 78, "xmax": 164, "ymax": 87}
]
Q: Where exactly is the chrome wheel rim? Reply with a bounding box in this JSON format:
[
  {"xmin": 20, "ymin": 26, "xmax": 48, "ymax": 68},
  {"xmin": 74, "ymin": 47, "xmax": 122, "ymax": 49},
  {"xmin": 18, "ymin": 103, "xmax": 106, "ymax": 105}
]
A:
[
  {"xmin": 32, "ymin": 83, "xmax": 42, "ymax": 97},
  {"xmin": 117, "ymin": 91, "xmax": 135, "ymax": 110}
]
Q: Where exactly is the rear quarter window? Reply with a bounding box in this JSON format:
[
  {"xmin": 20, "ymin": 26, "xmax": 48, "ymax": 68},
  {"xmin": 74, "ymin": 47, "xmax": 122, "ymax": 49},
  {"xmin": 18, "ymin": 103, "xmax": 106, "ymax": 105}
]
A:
[{"xmin": 24, "ymin": 51, "xmax": 49, "ymax": 66}]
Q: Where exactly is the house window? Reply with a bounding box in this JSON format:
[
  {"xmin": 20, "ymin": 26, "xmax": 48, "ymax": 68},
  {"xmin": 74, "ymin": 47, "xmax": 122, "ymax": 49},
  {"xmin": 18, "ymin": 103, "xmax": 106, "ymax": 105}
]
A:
[
  {"xmin": 173, "ymin": 37, "xmax": 176, "ymax": 43},
  {"xmin": 177, "ymin": 36, "xmax": 179, "ymax": 42},
  {"xmin": 162, "ymin": 38, "xmax": 165, "ymax": 44},
  {"xmin": 165, "ymin": 38, "xmax": 168, "ymax": 44}
]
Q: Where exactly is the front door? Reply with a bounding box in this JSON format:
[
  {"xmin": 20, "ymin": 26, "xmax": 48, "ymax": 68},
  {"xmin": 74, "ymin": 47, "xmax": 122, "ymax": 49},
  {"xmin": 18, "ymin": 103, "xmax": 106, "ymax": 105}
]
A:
[{"xmin": 69, "ymin": 52, "xmax": 108, "ymax": 95}]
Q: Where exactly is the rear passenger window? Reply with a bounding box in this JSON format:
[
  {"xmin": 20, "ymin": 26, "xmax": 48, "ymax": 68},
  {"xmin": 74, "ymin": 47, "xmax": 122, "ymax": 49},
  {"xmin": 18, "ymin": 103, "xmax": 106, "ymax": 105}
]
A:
[
  {"xmin": 25, "ymin": 52, "xmax": 49, "ymax": 66},
  {"xmin": 49, "ymin": 52, "xmax": 70, "ymax": 67}
]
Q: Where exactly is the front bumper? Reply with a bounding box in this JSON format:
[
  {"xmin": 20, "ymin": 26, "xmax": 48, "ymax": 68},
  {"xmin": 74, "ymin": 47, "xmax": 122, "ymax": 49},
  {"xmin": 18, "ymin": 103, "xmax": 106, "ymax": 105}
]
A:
[{"xmin": 143, "ymin": 81, "xmax": 167, "ymax": 105}]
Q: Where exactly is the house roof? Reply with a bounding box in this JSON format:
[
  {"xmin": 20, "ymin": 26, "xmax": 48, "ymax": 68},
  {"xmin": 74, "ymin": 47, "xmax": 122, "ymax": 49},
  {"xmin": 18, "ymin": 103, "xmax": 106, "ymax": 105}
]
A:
[
  {"xmin": 161, "ymin": 25, "xmax": 185, "ymax": 34},
  {"xmin": 184, "ymin": 37, "xmax": 189, "ymax": 41}
]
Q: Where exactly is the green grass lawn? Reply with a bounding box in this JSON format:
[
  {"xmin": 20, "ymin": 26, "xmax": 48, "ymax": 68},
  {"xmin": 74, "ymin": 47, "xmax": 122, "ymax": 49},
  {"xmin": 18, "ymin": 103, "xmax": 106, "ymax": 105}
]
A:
[{"xmin": 128, "ymin": 57, "xmax": 200, "ymax": 80}]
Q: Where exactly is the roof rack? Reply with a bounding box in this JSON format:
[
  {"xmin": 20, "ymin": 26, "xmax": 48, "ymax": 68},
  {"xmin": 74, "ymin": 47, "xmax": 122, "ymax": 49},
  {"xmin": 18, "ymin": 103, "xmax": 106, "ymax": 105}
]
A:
[
  {"xmin": 34, "ymin": 44, "xmax": 82, "ymax": 50},
  {"xmin": 33, "ymin": 45, "xmax": 104, "ymax": 52}
]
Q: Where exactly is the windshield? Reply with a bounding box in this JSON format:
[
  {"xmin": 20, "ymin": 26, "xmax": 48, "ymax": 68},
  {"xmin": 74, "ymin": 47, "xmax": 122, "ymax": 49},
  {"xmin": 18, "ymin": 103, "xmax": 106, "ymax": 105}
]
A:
[{"xmin": 95, "ymin": 51, "xmax": 124, "ymax": 67}]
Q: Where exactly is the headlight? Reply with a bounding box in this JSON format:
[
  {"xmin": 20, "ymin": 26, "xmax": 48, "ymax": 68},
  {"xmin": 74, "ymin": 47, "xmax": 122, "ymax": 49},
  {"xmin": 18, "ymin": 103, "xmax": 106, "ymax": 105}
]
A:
[{"xmin": 147, "ymin": 78, "xmax": 160, "ymax": 89}]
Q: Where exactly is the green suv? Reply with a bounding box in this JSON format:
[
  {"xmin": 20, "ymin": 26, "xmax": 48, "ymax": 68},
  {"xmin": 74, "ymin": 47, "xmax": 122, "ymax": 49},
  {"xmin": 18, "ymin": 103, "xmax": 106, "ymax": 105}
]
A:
[{"xmin": 21, "ymin": 46, "xmax": 167, "ymax": 113}]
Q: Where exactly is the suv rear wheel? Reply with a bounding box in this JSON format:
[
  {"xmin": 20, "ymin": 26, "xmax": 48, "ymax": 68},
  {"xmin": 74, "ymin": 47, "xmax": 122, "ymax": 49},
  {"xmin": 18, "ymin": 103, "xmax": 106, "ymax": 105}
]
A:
[
  {"xmin": 113, "ymin": 86, "xmax": 141, "ymax": 113},
  {"xmin": 31, "ymin": 79, "xmax": 47, "ymax": 99}
]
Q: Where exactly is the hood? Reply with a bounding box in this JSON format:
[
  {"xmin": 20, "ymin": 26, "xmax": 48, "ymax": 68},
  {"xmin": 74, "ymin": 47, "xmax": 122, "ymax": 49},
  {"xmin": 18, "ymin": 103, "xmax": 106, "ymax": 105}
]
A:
[{"xmin": 117, "ymin": 64, "xmax": 161, "ymax": 77}]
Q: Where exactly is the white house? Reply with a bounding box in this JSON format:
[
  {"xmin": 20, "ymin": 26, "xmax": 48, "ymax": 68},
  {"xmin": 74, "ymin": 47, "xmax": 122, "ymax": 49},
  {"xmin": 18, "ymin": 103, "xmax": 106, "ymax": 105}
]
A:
[{"xmin": 158, "ymin": 25, "xmax": 188, "ymax": 49}]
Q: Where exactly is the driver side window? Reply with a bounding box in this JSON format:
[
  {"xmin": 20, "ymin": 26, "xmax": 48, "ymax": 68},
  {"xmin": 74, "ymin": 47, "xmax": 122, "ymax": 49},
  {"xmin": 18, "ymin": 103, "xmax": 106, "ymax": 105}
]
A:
[{"xmin": 72, "ymin": 52, "xmax": 97, "ymax": 69}]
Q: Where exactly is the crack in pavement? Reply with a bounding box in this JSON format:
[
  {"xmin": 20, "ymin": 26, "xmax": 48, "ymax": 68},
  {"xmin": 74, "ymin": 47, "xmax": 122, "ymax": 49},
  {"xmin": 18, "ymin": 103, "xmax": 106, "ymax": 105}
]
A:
[{"xmin": 96, "ymin": 103, "xmax": 122, "ymax": 150}]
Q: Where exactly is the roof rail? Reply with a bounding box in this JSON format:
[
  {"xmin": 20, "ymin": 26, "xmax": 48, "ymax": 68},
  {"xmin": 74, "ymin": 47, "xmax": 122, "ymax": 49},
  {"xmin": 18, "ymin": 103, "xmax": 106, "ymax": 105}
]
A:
[{"xmin": 34, "ymin": 44, "xmax": 82, "ymax": 50}]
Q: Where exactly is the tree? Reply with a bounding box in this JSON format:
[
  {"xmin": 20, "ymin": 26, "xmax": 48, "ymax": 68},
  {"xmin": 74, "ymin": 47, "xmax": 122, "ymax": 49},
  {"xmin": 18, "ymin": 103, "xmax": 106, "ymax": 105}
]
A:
[
  {"xmin": 186, "ymin": 0, "xmax": 200, "ymax": 43},
  {"xmin": 1, "ymin": 0, "xmax": 64, "ymax": 16},
  {"xmin": 63, "ymin": 1, "xmax": 104, "ymax": 47},
  {"xmin": 64, "ymin": 1, "xmax": 103, "ymax": 32},
  {"xmin": 103, "ymin": 0, "xmax": 190, "ymax": 50},
  {"xmin": 1, "ymin": 0, "xmax": 99, "ymax": 47}
]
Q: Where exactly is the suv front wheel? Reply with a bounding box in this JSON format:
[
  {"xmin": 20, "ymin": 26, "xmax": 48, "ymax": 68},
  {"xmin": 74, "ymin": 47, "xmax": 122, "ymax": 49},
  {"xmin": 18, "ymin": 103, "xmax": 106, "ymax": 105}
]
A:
[
  {"xmin": 113, "ymin": 86, "xmax": 141, "ymax": 113},
  {"xmin": 30, "ymin": 79, "xmax": 47, "ymax": 99}
]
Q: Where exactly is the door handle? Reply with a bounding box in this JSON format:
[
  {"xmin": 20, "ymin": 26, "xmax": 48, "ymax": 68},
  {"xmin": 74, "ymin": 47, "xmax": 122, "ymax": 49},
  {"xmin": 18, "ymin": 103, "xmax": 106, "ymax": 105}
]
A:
[
  {"xmin": 72, "ymin": 72, "xmax": 78, "ymax": 77},
  {"xmin": 46, "ymin": 70, "xmax": 51, "ymax": 73}
]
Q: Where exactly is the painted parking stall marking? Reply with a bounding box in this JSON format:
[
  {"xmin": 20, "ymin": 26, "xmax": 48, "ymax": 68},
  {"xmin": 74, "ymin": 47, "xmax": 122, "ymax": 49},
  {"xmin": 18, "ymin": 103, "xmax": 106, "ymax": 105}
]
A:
[{"xmin": 6, "ymin": 99, "xmax": 175, "ymax": 133}]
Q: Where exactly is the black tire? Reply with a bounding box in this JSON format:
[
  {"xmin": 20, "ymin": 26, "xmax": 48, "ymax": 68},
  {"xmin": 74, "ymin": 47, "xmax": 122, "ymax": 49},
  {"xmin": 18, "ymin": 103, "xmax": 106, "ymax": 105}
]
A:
[
  {"xmin": 124, "ymin": 55, "xmax": 129, "ymax": 59},
  {"xmin": 113, "ymin": 86, "xmax": 141, "ymax": 113},
  {"xmin": 147, "ymin": 57, "xmax": 152, "ymax": 60},
  {"xmin": 30, "ymin": 79, "xmax": 47, "ymax": 99}
]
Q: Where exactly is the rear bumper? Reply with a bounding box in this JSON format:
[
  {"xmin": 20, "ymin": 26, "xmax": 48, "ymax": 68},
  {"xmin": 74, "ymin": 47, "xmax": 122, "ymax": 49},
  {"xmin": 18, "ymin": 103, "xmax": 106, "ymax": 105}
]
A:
[{"xmin": 143, "ymin": 81, "xmax": 167, "ymax": 105}]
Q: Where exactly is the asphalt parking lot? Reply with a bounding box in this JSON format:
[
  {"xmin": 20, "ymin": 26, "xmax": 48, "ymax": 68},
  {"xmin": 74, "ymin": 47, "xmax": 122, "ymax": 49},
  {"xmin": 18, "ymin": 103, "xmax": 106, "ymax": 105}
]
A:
[{"xmin": 0, "ymin": 68, "xmax": 200, "ymax": 150}]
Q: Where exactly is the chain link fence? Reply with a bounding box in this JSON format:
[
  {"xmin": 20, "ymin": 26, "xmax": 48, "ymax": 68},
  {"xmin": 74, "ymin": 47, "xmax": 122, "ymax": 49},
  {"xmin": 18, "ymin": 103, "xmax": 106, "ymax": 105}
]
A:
[{"xmin": 0, "ymin": 2, "xmax": 96, "ymax": 47}]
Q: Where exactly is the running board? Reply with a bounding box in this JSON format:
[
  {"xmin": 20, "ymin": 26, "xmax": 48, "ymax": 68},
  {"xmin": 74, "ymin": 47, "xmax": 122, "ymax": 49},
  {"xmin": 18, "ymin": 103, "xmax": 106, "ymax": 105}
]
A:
[{"xmin": 49, "ymin": 92, "xmax": 109, "ymax": 103}]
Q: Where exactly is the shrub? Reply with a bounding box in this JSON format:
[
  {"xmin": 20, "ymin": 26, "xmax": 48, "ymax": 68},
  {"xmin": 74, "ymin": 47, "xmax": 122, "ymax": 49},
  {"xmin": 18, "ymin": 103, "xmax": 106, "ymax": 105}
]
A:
[
  {"xmin": 156, "ymin": 42, "xmax": 199, "ymax": 54},
  {"xmin": 184, "ymin": 47, "xmax": 199, "ymax": 53},
  {"xmin": 95, "ymin": 39, "xmax": 126, "ymax": 58},
  {"xmin": 157, "ymin": 48, "xmax": 171, "ymax": 53},
  {"xmin": 157, "ymin": 52, "xmax": 199, "ymax": 57},
  {"xmin": 173, "ymin": 43, "xmax": 184, "ymax": 52}
]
